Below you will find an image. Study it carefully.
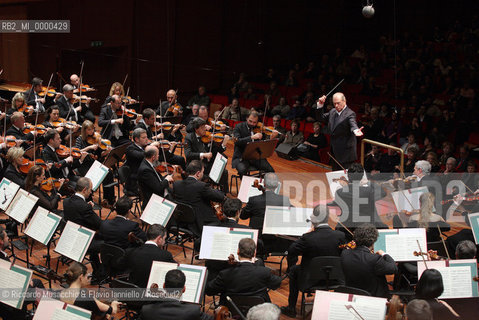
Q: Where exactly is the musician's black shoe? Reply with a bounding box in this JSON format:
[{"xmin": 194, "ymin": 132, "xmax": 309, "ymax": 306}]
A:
[{"xmin": 280, "ymin": 306, "xmax": 297, "ymax": 318}]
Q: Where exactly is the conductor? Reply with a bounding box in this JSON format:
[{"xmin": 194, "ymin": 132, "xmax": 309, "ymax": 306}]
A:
[{"xmin": 317, "ymin": 92, "xmax": 363, "ymax": 170}]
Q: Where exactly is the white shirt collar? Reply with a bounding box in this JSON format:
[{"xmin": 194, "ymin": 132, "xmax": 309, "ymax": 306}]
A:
[
  {"xmin": 48, "ymin": 144, "xmax": 56, "ymax": 152},
  {"xmin": 337, "ymin": 105, "xmax": 347, "ymax": 116},
  {"xmin": 145, "ymin": 240, "xmax": 158, "ymax": 247},
  {"xmin": 75, "ymin": 193, "xmax": 85, "ymax": 201}
]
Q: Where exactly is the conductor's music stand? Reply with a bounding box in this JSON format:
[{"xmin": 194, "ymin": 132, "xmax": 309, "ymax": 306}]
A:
[{"xmin": 242, "ymin": 139, "xmax": 278, "ymax": 177}]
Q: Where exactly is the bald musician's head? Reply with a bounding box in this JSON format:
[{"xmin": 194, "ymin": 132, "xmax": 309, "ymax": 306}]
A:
[
  {"xmin": 144, "ymin": 145, "xmax": 158, "ymax": 161},
  {"xmin": 70, "ymin": 74, "xmax": 79, "ymax": 86},
  {"xmin": 332, "ymin": 92, "xmax": 346, "ymax": 113},
  {"xmin": 166, "ymin": 90, "xmax": 176, "ymax": 103}
]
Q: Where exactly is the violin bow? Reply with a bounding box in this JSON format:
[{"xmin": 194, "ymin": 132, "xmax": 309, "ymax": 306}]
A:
[
  {"xmin": 261, "ymin": 95, "xmax": 270, "ymax": 135},
  {"xmin": 416, "ymin": 239, "xmax": 428, "ymax": 270},
  {"xmin": 208, "ymin": 107, "xmax": 226, "ymax": 153},
  {"xmin": 34, "ymin": 73, "xmax": 53, "ymax": 162},
  {"xmin": 78, "ymin": 61, "xmax": 85, "ymax": 114},
  {"xmin": 123, "ymin": 87, "xmax": 130, "ymax": 117},
  {"xmin": 437, "ymin": 225, "xmax": 451, "ymax": 260},
  {"xmin": 327, "ymin": 152, "xmax": 346, "ymax": 171},
  {"xmin": 336, "ymin": 219, "xmax": 354, "ymax": 236},
  {"xmin": 122, "ymin": 74, "xmax": 128, "ymax": 89},
  {"xmin": 157, "ymin": 99, "xmax": 168, "ymax": 172}
]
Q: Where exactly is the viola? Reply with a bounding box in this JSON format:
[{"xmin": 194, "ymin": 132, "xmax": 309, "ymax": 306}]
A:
[
  {"xmin": 19, "ymin": 158, "xmax": 47, "ymax": 174},
  {"xmin": 40, "ymin": 177, "xmax": 65, "ymax": 192},
  {"xmin": 339, "ymin": 240, "xmax": 356, "ymax": 250}
]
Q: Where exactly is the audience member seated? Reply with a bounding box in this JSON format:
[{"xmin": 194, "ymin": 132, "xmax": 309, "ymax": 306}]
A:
[
  {"xmin": 277, "ymin": 119, "xmax": 303, "ymax": 159},
  {"xmin": 222, "ymin": 98, "xmax": 249, "ymax": 121},
  {"xmin": 270, "ymin": 97, "xmax": 290, "ymax": 118},
  {"xmin": 297, "ymin": 121, "xmax": 327, "ymax": 162},
  {"xmin": 188, "ymin": 86, "xmax": 210, "ymax": 107}
]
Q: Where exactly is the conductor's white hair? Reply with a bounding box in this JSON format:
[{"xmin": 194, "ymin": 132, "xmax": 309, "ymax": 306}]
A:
[
  {"xmin": 415, "ymin": 160, "xmax": 431, "ymax": 175},
  {"xmin": 246, "ymin": 303, "xmax": 280, "ymax": 320}
]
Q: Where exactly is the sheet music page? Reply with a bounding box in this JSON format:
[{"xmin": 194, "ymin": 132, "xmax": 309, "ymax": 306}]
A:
[
  {"xmin": 141, "ymin": 195, "xmax": 175, "ymax": 226},
  {"xmin": 229, "ymin": 231, "xmax": 255, "ymax": 260},
  {"xmin": 353, "ymin": 296, "xmax": 387, "ymax": 320},
  {"xmin": 0, "ymin": 262, "xmax": 32, "ymax": 309},
  {"xmin": 391, "ymin": 186, "xmax": 429, "ymax": 212},
  {"xmin": 209, "ymin": 153, "xmax": 227, "ymax": 184},
  {"xmin": 51, "ymin": 307, "xmax": 91, "ymax": 320},
  {"xmin": 25, "ymin": 208, "xmax": 61, "ymax": 245},
  {"xmin": 55, "ymin": 222, "xmax": 93, "ymax": 262},
  {"xmin": 468, "ymin": 212, "xmax": 479, "ymax": 244},
  {"xmin": 84, "ymin": 160, "xmax": 109, "ymax": 191},
  {"xmin": 325, "ymin": 170, "xmax": 348, "ymax": 199},
  {"xmin": 385, "ymin": 233, "xmax": 427, "ymax": 261},
  {"xmin": 263, "ymin": 206, "xmax": 311, "ymax": 236},
  {"xmin": 178, "ymin": 265, "xmax": 206, "ymax": 303},
  {"xmin": 436, "ymin": 266, "xmax": 472, "ymax": 298},
  {"xmin": 328, "ymin": 299, "xmax": 386, "ymax": 320},
  {"xmin": 6, "ymin": 190, "xmax": 38, "ymax": 224},
  {"xmin": 209, "ymin": 233, "xmax": 234, "ymax": 260},
  {"xmin": 146, "ymin": 261, "xmax": 177, "ymax": 295},
  {"xmin": 0, "ymin": 178, "xmax": 20, "ymax": 211}
]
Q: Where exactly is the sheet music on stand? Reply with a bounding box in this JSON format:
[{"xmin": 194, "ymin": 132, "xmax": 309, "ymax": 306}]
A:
[
  {"xmin": 325, "ymin": 170, "xmax": 369, "ymax": 199},
  {"xmin": 374, "ymin": 228, "xmax": 427, "ymax": 262},
  {"xmin": 5, "ymin": 188, "xmax": 38, "ymax": 224},
  {"xmin": 146, "ymin": 261, "xmax": 207, "ymax": 304},
  {"xmin": 54, "ymin": 221, "xmax": 95, "ymax": 262},
  {"xmin": 24, "ymin": 207, "xmax": 62, "ymax": 245},
  {"xmin": 0, "ymin": 178, "xmax": 20, "ymax": 211},
  {"xmin": 391, "ymin": 186, "xmax": 429, "ymax": 212},
  {"xmin": 140, "ymin": 193, "xmax": 177, "ymax": 226},
  {"xmin": 84, "ymin": 160, "xmax": 109, "ymax": 192},
  {"xmin": 237, "ymin": 175, "xmax": 281, "ymax": 203},
  {"xmin": 467, "ymin": 212, "xmax": 479, "ymax": 244},
  {"xmin": 0, "ymin": 259, "xmax": 33, "ymax": 310},
  {"xmin": 417, "ymin": 259, "xmax": 479, "ymax": 299},
  {"xmin": 33, "ymin": 297, "xmax": 91, "ymax": 320},
  {"xmin": 199, "ymin": 226, "xmax": 258, "ymax": 260},
  {"xmin": 311, "ymin": 290, "xmax": 387, "ymax": 320},
  {"xmin": 209, "ymin": 152, "xmax": 227, "ymax": 184},
  {"xmin": 262, "ymin": 206, "xmax": 311, "ymax": 236}
]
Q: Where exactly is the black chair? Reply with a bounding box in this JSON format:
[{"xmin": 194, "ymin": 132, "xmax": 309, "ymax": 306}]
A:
[
  {"xmin": 229, "ymin": 166, "xmax": 261, "ymax": 196},
  {"xmin": 100, "ymin": 243, "xmax": 127, "ymax": 283},
  {"xmin": 117, "ymin": 165, "xmax": 141, "ymax": 218},
  {"xmin": 110, "ymin": 278, "xmax": 141, "ymax": 320},
  {"xmin": 167, "ymin": 201, "xmax": 200, "ymax": 264},
  {"xmin": 334, "ymin": 285, "xmax": 371, "ymax": 296},
  {"xmin": 299, "ymin": 256, "xmax": 345, "ymax": 318},
  {"xmin": 226, "ymin": 295, "xmax": 266, "ymax": 319}
]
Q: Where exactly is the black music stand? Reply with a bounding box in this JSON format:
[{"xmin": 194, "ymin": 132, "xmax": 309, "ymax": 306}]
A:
[
  {"xmin": 103, "ymin": 142, "xmax": 131, "ymax": 198},
  {"xmin": 242, "ymin": 139, "xmax": 278, "ymax": 177}
]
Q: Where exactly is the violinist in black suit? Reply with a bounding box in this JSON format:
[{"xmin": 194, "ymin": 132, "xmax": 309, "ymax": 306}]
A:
[
  {"xmin": 140, "ymin": 269, "xmax": 212, "ymax": 320},
  {"xmin": 63, "ymin": 177, "xmax": 105, "ymax": 281},
  {"xmin": 124, "ymin": 128, "xmax": 148, "ymax": 194},
  {"xmin": 137, "ymin": 146, "xmax": 174, "ymax": 209},
  {"xmin": 185, "ymin": 117, "xmax": 230, "ymax": 192},
  {"xmin": 340, "ymin": 223, "xmax": 397, "ymax": 298},
  {"xmin": 54, "ymin": 84, "xmax": 82, "ymax": 123},
  {"xmin": 316, "ymin": 92, "xmax": 363, "ymax": 170},
  {"xmin": 232, "ymin": 112, "xmax": 277, "ymax": 177},
  {"xmin": 99, "ymin": 196, "xmax": 146, "ymax": 249},
  {"xmin": 6, "ymin": 112, "xmax": 36, "ymax": 149},
  {"xmin": 172, "ymin": 160, "xmax": 225, "ymax": 235},
  {"xmin": 156, "ymin": 89, "xmax": 182, "ymax": 117},
  {"xmin": 120, "ymin": 224, "xmax": 175, "ymax": 288},
  {"xmin": 281, "ymin": 205, "xmax": 346, "ymax": 318},
  {"xmin": 205, "ymin": 238, "xmax": 282, "ymax": 305},
  {"xmin": 24, "ymin": 77, "xmax": 50, "ymax": 112},
  {"xmin": 98, "ymin": 95, "xmax": 140, "ymax": 147}
]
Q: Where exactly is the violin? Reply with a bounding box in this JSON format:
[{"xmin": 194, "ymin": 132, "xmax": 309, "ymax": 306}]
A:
[
  {"xmin": 413, "ymin": 250, "xmax": 442, "ymax": 260},
  {"xmin": 201, "ymin": 131, "xmax": 226, "ymax": 144},
  {"xmin": 56, "ymin": 145, "xmax": 82, "ymax": 159},
  {"xmin": 116, "ymin": 107, "xmax": 140, "ymax": 118},
  {"xmin": 155, "ymin": 163, "xmax": 184, "ymax": 181},
  {"xmin": 50, "ymin": 118, "xmax": 80, "ymax": 130},
  {"xmin": 71, "ymin": 94, "xmax": 99, "ymax": 104},
  {"xmin": 23, "ymin": 123, "xmax": 47, "ymax": 135},
  {"xmin": 441, "ymin": 194, "xmax": 479, "ymax": 205},
  {"xmin": 0, "ymin": 135, "xmax": 30, "ymax": 148},
  {"xmin": 386, "ymin": 295, "xmax": 405, "ymax": 320},
  {"xmin": 74, "ymin": 84, "xmax": 96, "ymax": 93},
  {"xmin": 121, "ymin": 96, "xmax": 138, "ymax": 105},
  {"xmin": 338, "ymin": 240, "xmax": 356, "ymax": 250},
  {"xmin": 40, "ymin": 177, "xmax": 65, "ymax": 192},
  {"xmin": 19, "ymin": 158, "xmax": 47, "ymax": 174},
  {"xmin": 128, "ymin": 232, "xmax": 144, "ymax": 246},
  {"xmin": 252, "ymin": 122, "xmax": 278, "ymax": 136},
  {"xmin": 213, "ymin": 202, "xmax": 227, "ymax": 221},
  {"xmin": 167, "ymin": 102, "xmax": 182, "ymax": 116},
  {"xmin": 154, "ymin": 121, "xmax": 178, "ymax": 131},
  {"xmin": 39, "ymin": 87, "xmax": 57, "ymax": 97},
  {"xmin": 86, "ymin": 132, "xmax": 112, "ymax": 150},
  {"xmin": 252, "ymin": 179, "xmax": 266, "ymax": 193},
  {"xmin": 214, "ymin": 306, "xmax": 233, "ymax": 320},
  {"xmin": 227, "ymin": 254, "xmax": 239, "ymax": 265},
  {"xmin": 208, "ymin": 118, "xmax": 230, "ymax": 131},
  {"xmin": 18, "ymin": 104, "xmax": 34, "ymax": 114},
  {"xmin": 332, "ymin": 176, "xmax": 348, "ymax": 184}
]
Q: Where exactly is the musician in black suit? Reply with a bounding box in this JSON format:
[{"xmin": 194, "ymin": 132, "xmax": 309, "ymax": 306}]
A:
[
  {"xmin": 316, "ymin": 92, "xmax": 363, "ymax": 170},
  {"xmin": 205, "ymin": 238, "xmax": 282, "ymax": 305},
  {"xmin": 185, "ymin": 117, "xmax": 229, "ymax": 192},
  {"xmin": 340, "ymin": 223, "xmax": 397, "ymax": 298},
  {"xmin": 137, "ymin": 146, "xmax": 174, "ymax": 209},
  {"xmin": 281, "ymin": 205, "xmax": 346, "ymax": 318},
  {"xmin": 135, "ymin": 108, "xmax": 164, "ymax": 140},
  {"xmin": 332, "ymin": 163, "xmax": 388, "ymax": 238},
  {"xmin": 156, "ymin": 89, "xmax": 182, "ymax": 117},
  {"xmin": 98, "ymin": 95, "xmax": 140, "ymax": 147},
  {"xmin": 54, "ymin": 84, "xmax": 83, "ymax": 123},
  {"xmin": 24, "ymin": 77, "xmax": 50, "ymax": 112},
  {"xmin": 232, "ymin": 112, "xmax": 277, "ymax": 177},
  {"xmin": 63, "ymin": 177, "xmax": 105, "ymax": 281},
  {"xmin": 6, "ymin": 112, "xmax": 36, "ymax": 149},
  {"xmin": 124, "ymin": 128, "xmax": 148, "ymax": 194},
  {"xmin": 140, "ymin": 269, "xmax": 212, "ymax": 320},
  {"xmin": 99, "ymin": 196, "xmax": 146, "ymax": 249},
  {"xmin": 120, "ymin": 224, "xmax": 175, "ymax": 288},
  {"xmin": 172, "ymin": 160, "xmax": 225, "ymax": 235},
  {"xmin": 240, "ymin": 173, "xmax": 291, "ymax": 232}
]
